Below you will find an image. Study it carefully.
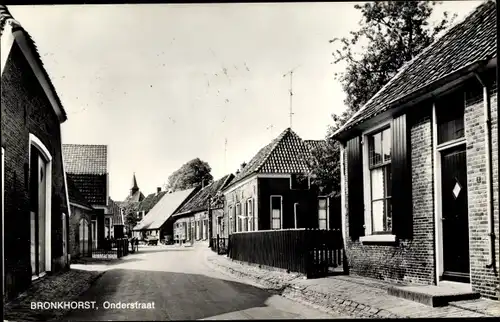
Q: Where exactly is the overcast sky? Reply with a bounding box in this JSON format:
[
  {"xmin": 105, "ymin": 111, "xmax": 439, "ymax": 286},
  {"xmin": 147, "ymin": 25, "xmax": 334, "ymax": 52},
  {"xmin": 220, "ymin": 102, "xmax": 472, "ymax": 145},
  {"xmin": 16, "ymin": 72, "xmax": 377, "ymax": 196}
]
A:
[{"xmin": 9, "ymin": 1, "xmax": 481, "ymax": 201}]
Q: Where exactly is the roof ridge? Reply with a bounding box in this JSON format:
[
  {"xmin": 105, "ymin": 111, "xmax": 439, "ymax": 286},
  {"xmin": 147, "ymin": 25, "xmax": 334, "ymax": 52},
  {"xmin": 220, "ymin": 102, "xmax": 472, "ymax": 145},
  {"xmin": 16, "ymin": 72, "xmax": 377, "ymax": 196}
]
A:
[
  {"xmin": 255, "ymin": 128, "xmax": 293, "ymax": 172},
  {"xmin": 333, "ymin": 0, "xmax": 493, "ymax": 137}
]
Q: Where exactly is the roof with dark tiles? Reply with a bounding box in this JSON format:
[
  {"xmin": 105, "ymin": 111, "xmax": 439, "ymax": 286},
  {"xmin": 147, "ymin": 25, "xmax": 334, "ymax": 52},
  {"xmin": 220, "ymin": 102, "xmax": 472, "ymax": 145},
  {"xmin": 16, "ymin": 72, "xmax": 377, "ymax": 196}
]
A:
[
  {"xmin": 62, "ymin": 144, "xmax": 107, "ymax": 175},
  {"xmin": 67, "ymin": 175, "xmax": 93, "ymax": 210},
  {"xmin": 108, "ymin": 197, "xmax": 124, "ymax": 226},
  {"xmin": 174, "ymin": 174, "xmax": 234, "ymax": 215},
  {"xmin": 226, "ymin": 128, "xmax": 314, "ymax": 188},
  {"xmin": 333, "ymin": 1, "xmax": 497, "ymax": 139},
  {"xmin": 0, "ymin": 5, "xmax": 67, "ymax": 122},
  {"xmin": 67, "ymin": 173, "xmax": 107, "ymax": 206}
]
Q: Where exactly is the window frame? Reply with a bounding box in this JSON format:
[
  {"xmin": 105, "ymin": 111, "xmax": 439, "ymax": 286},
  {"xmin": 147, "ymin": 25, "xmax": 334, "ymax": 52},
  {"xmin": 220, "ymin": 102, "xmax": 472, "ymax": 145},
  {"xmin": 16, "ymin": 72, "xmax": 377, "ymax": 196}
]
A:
[
  {"xmin": 367, "ymin": 126, "xmax": 392, "ymax": 235},
  {"xmin": 318, "ymin": 198, "xmax": 328, "ymax": 230},
  {"xmin": 247, "ymin": 198, "xmax": 254, "ymax": 231},
  {"xmin": 270, "ymin": 195, "xmax": 283, "ymax": 230}
]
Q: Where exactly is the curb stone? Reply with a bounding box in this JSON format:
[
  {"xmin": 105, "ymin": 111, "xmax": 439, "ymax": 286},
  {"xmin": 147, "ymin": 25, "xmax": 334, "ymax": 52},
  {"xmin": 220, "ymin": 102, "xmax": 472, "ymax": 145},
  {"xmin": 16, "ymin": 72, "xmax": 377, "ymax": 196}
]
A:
[{"xmin": 207, "ymin": 255, "xmax": 407, "ymax": 319}]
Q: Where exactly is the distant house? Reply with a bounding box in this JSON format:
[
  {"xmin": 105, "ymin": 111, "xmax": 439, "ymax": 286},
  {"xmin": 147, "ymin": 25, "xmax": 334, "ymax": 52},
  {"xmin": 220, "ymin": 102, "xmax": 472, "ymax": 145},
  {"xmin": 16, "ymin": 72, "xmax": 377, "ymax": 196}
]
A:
[
  {"xmin": 1, "ymin": 5, "xmax": 71, "ymax": 299},
  {"xmin": 132, "ymin": 187, "xmax": 199, "ymax": 242},
  {"xmin": 67, "ymin": 176, "xmax": 93, "ymax": 261},
  {"xmin": 136, "ymin": 187, "xmax": 167, "ymax": 222},
  {"xmin": 62, "ymin": 144, "xmax": 109, "ymax": 249},
  {"xmin": 221, "ymin": 128, "xmax": 328, "ymax": 234},
  {"xmin": 172, "ymin": 175, "xmax": 234, "ymax": 244},
  {"xmin": 332, "ymin": 2, "xmax": 498, "ymax": 300},
  {"xmin": 108, "ymin": 197, "xmax": 125, "ymax": 239}
]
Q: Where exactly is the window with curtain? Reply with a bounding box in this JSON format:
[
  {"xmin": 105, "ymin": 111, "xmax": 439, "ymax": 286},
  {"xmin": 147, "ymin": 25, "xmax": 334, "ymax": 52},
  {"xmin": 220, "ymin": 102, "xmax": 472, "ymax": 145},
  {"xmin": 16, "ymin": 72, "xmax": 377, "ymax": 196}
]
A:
[
  {"xmin": 271, "ymin": 196, "xmax": 282, "ymax": 230},
  {"xmin": 318, "ymin": 198, "xmax": 327, "ymax": 229},
  {"xmin": 368, "ymin": 127, "xmax": 392, "ymax": 234}
]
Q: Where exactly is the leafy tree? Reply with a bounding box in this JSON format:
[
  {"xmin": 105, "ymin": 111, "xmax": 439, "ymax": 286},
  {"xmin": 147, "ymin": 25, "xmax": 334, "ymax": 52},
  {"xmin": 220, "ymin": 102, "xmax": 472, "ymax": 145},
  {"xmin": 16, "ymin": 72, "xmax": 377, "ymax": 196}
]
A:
[
  {"xmin": 330, "ymin": 1, "xmax": 457, "ymax": 128},
  {"xmin": 166, "ymin": 158, "xmax": 214, "ymax": 192}
]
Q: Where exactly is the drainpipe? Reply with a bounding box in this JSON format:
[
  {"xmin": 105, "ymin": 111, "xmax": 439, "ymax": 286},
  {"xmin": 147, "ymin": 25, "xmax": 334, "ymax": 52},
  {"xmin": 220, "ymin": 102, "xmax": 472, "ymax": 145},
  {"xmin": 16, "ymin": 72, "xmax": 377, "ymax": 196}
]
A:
[{"xmin": 474, "ymin": 72, "xmax": 496, "ymax": 271}]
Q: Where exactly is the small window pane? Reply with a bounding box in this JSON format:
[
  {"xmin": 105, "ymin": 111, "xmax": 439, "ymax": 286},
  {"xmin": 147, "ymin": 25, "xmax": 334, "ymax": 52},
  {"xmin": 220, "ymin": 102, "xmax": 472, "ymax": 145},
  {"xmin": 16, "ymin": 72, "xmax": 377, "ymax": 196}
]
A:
[
  {"xmin": 272, "ymin": 208, "xmax": 281, "ymax": 219},
  {"xmin": 382, "ymin": 128, "xmax": 391, "ymax": 161},
  {"xmin": 319, "ymin": 219, "xmax": 327, "ymax": 230},
  {"xmin": 318, "ymin": 199, "xmax": 327, "ymax": 210},
  {"xmin": 386, "ymin": 166, "xmax": 392, "ymax": 198},
  {"xmin": 318, "ymin": 208, "xmax": 327, "ymax": 220},
  {"xmin": 437, "ymin": 90, "xmax": 465, "ymax": 144},
  {"xmin": 372, "ymin": 200, "xmax": 385, "ymax": 232},
  {"xmin": 272, "ymin": 218, "xmax": 281, "ymax": 230},
  {"xmin": 271, "ymin": 196, "xmax": 281, "ymax": 210},
  {"xmin": 371, "ymin": 168, "xmax": 385, "ymax": 200},
  {"xmin": 369, "ymin": 132, "xmax": 383, "ymax": 166},
  {"xmin": 385, "ymin": 199, "xmax": 392, "ymax": 232}
]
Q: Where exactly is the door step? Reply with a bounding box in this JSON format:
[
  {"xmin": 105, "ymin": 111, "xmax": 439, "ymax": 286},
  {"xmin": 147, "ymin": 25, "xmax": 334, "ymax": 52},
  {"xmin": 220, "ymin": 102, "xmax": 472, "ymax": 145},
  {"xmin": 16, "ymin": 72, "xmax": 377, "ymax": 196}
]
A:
[{"xmin": 387, "ymin": 281, "xmax": 480, "ymax": 307}]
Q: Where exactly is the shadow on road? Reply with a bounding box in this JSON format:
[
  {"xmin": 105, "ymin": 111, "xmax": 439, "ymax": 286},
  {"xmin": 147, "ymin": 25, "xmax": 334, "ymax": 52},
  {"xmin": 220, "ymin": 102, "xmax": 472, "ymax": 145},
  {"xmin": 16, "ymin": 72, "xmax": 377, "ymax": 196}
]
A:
[{"xmin": 62, "ymin": 268, "xmax": 274, "ymax": 321}]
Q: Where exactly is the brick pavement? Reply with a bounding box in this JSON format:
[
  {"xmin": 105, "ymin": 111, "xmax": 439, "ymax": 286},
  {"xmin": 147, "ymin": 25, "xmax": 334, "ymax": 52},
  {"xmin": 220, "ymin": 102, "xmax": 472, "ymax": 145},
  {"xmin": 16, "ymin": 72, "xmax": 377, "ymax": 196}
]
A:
[
  {"xmin": 4, "ymin": 268, "xmax": 104, "ymax": 321},
  {"xmin": 205, "ymin": 252, "xmax": 499, "ymax": 319}
]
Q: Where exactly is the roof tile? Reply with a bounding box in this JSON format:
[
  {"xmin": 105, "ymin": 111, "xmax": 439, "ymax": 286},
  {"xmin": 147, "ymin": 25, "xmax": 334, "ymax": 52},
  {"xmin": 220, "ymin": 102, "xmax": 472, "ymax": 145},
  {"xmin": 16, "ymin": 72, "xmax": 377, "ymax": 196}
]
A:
[
  {"xmin": 335, "ymin": 1, "xmax": 497, "ymax": 138},
  {"xmin": 62, "ymin": 144, "xmax": 107, "ymax": 175}
]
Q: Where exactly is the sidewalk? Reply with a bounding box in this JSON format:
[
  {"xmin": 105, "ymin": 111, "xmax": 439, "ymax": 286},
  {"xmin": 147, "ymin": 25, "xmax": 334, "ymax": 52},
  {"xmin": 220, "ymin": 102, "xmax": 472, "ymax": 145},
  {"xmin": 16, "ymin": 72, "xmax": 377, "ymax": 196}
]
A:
[
  {"xmin": 4, "ymin": 268, "xmax": 104, "ymax": 321},
  {"xmin": 205, "ymin": 252, "xmax": 500, "ymax": 319}
]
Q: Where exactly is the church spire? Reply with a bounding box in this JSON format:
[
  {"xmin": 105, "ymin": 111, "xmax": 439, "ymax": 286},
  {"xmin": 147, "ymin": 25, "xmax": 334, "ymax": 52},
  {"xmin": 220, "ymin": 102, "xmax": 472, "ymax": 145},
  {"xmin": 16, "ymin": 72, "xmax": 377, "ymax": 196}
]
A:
[{"xmin": 131, "ymin": 172, "xmax": 139, "ymax": 196}]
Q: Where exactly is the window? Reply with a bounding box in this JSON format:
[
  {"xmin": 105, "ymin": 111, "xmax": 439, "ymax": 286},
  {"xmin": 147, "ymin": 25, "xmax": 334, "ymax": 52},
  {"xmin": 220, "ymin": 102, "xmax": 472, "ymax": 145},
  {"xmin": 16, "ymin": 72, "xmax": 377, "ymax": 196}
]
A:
[
  {"xmin": 235, "ymin": 203, "xmax": 242, "ymax": 232},
  {"xmin": 271, "ymin": 196, "xmax": 282, "ymax": 230},
  {"xmin": 228, "ymin": 205, "xmax": 234, "ymax": 234},
  {"xmin": 247, "ymin": 198, "xmax": 254, "ymax": 231},
  {"xmin": 436, "ymin": 90, "xmax": 465, "ymax": 145},
  {"xmin": 318, "ymin": 199, "xmax": 327, "ymax": 229},
  {"xmin": 105, "ymin": 217, "xmax": 111, "ymax": 238},
  {"xmin": 368, "ymin": 128, "xmax": 392, "ymax": 234}
]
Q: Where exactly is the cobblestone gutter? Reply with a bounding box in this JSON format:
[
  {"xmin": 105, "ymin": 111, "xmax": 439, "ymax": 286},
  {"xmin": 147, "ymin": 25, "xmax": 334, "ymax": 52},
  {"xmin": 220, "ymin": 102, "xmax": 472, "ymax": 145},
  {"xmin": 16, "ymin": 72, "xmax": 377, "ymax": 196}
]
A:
[
  {"xmin": 4, "ymin": 269, "xmax": 104, "ymax": 321},
  {"xmin": 205, "ymin": 255, "xmax": 400, "ymax": 319}
]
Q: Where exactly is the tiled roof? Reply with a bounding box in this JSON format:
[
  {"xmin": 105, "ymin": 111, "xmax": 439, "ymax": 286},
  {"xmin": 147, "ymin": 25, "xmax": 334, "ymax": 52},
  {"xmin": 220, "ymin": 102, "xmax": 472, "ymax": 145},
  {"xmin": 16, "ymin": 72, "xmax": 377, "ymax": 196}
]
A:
[
  {"xmin": 67, "ymin": 173, "xmax": 107, "ymax": 206},
  {"xmin": 228, "ymin": 128, "xmax": 314, "ymax": 187},
  {"xmin": 133, "ymin": 188, "xmax": 198, "ymax": 231},
  {"xmin": 124, "ymin": 190, "xmax": 145, "ymax": 203},
  {"xmin": 175, "ymin": 174, "xmax": 234, "ymax": 215},
  {"xmin": 304, "ymin": 140, "xmax": 327, "ymax": 152},
  {"xmin": 137, "ymin": 191, "xmax": 168, "ymax": 213},
  {"xmin": 0, "ymin": 5, "xmax": 67, "ymax": 122},
  {"xmin": 334, "ymin": 1, "xmax": 497, "ymax": 139},
  {"xmin": 67, "ymin": 175, "xmax": 93, "ymax": 210},
  {"xmin": 108, "ymin": 197, "xmax": 124, "ymax": 226},
  {"xmin": 62, "ymin": 144, "xmax": 107, "ymax": 175}
]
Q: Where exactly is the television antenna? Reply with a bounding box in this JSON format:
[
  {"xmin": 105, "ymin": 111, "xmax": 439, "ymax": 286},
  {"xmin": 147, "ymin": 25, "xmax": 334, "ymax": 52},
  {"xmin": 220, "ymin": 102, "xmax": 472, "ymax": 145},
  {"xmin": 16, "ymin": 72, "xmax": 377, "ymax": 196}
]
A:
[{"xmin": 282, "ymin": 65, "xmax": 301, "ymax": 129}]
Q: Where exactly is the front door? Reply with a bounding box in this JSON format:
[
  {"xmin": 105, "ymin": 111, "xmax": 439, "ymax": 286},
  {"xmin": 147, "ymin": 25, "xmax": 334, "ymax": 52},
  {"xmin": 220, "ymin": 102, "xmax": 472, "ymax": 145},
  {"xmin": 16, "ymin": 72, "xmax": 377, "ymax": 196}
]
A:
[{"xmin": 441, "ymin": 145, "xmax": 470, "ymax": 283}]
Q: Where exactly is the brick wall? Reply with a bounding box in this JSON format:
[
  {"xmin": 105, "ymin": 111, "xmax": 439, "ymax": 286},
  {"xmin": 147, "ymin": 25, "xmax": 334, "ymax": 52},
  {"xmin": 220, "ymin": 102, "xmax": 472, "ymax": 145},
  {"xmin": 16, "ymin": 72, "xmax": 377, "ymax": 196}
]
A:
[
  {"xmin": 1, "ymin": 42, "xmax": 68, "ymax": 299},
  {"xmin": 343, "ymin": 105, "xmax": 436, "ymax": 285},
  {"xmin": 465, "ymin": 79, "xmax": 499, "ymax": 300}
]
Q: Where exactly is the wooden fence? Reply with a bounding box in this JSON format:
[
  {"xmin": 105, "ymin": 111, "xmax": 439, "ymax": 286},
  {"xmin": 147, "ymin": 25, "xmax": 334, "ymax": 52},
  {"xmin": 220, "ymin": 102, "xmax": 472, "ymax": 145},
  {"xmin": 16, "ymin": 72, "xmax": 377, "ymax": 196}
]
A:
[
  {"xmin": 91, "ymin": 238, "xmax": 132, "ymax": 259},
  {"xmin": 228, "ymin": 228, "xmax": 346, "ymax": 278},
  {"xmin": 210, "ymin": 235, "xmax": 229, "ymax": 255}
]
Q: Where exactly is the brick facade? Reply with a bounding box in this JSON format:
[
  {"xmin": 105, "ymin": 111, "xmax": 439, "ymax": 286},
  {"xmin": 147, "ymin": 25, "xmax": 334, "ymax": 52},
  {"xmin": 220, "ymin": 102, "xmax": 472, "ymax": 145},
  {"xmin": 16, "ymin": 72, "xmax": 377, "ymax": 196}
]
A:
[
  {"xmin": 68, "ymin": 205, "xmax": 92, "ymax": 260},
  {"xmin": 342, "ymin": 76, "xmax": 499, "ymax": 300},
  {"xmin": 464, "ymin": 80, "xmax": 499, "ymax": 299},
  {"xmin": 1, "ymin": 43, "xmax": 68, "ymax": 299},
  {"xmin": 343, "ymin": 104, "xmax": 436, "ymax": 285}
]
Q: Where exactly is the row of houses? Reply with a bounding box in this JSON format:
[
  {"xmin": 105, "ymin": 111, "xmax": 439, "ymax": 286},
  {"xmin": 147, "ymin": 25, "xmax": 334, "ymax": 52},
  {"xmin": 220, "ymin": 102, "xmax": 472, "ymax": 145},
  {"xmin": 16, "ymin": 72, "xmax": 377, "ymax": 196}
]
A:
[
  {"xmin": 131, "ymin": 127, "xmax": 341, "ymax": 247},
  {"xmin": 1, "ymin": 6, "xmax": 127, "ymax": 300}
]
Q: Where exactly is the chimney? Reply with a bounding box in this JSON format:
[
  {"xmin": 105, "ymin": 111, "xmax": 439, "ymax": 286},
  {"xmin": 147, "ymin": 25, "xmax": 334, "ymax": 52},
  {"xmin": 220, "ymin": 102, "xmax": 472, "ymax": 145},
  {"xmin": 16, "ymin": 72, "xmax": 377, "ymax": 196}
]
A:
[
  {"xmin": 240, "ymin": 162, "xmax": 247, "ymax": 170},
  {"xmin": 236, "ymin": 169, "xmax": 240, "ymax": 175},
  {"xmin": 157, "ymin": 187, "xmax": 161, "ymax": 193}
]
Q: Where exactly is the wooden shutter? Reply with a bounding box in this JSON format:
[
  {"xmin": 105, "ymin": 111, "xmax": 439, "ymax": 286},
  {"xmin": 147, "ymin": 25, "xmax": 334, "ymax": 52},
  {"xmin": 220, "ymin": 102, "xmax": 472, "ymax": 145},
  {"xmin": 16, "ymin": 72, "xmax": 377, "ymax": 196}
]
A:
[
  {"xmin": 346, "ymin": 136, "xmax": 364, "ymax": 239},
  {"xmin": 391, "ymin": 114, "xmax": 412, "ymax": 239}
]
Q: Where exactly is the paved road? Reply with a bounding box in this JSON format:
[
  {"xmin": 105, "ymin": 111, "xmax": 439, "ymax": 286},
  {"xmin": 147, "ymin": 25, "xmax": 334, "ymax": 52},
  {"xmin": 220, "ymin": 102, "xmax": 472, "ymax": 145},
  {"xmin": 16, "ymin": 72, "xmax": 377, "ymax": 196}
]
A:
[{"xmin": 63, "ymin": 244, "xmax": 343, "ymax": 320}]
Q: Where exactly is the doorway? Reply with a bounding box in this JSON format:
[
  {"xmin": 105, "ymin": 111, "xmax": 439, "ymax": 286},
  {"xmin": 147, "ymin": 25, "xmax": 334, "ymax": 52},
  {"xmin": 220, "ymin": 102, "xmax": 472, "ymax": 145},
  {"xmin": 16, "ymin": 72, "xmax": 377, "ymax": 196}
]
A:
[
  {"xmin": 30, "ymin": 147, "xmax": 50, "ymax": 278},
  {"xmin": 441, "ymin": 145, "xmax": 470, "ymax": 283}
]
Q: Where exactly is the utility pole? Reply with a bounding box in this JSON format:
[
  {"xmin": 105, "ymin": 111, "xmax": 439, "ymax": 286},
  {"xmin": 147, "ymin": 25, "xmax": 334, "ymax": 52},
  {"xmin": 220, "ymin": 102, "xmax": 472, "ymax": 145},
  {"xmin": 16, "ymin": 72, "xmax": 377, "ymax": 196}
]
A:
[{"xmin": 282, "ymin": 65, "xmax": 301, "ymax": 129}]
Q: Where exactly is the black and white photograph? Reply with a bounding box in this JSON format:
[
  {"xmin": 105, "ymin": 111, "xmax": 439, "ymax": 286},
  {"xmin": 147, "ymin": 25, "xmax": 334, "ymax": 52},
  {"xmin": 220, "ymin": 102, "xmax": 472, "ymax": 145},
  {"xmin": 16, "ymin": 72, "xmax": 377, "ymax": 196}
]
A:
[{"xmin": 1, "ymin": 1, "xmax": 499, "ymax": 320}]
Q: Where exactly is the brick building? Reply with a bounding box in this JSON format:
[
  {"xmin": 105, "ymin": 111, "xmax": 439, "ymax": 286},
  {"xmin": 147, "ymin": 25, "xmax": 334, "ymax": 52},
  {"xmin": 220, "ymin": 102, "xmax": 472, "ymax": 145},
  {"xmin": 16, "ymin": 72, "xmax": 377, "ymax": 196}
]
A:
[
  {"xmin": 67, "ymin": 176, "xmax": 93, "ymax": 261},
  {"xmin": 173, "ymin": 174, "xmax": 234, "ymax": 244},
  {"xmin": 221, "ymin": 128, "xmax": 330, "ymax": 234},
  {"xmin": 332, "ymin": 1, "xmax": 498, "ymax": 300},
  {"xmin": 1, "ymin": 5, "xmax": 71, "ymax": 300},
  {"xmin": 62, "ymin": 144, "xmax": 109, "ymax": 249}
]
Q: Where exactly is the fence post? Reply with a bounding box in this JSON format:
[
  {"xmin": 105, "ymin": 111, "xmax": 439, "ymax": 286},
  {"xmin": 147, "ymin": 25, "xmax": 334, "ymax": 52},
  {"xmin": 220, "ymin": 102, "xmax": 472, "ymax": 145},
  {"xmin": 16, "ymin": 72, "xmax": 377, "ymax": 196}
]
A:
[{"xmin": 216, "ymin": 234, "xmax": 220, "ymax": 254}]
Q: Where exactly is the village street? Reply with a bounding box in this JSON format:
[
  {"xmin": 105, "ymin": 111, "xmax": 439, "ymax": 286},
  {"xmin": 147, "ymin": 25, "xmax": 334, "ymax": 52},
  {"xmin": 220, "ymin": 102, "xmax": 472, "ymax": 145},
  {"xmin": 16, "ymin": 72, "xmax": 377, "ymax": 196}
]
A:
[{"xmin": 63, "ymin": 245, "xmax": 344, "ymax": 320}]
